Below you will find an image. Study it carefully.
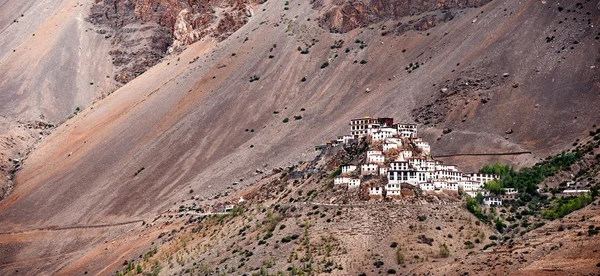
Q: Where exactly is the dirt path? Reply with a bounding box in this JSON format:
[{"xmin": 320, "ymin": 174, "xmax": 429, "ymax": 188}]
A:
[{"xmin": 433, "ymin": 151, "xmax": 532, "ymax": 158}]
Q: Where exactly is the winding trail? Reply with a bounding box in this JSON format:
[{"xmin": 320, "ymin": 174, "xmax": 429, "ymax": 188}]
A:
[{"xmin": 433, "ymin": 151, "xmax": 532, "ymax": 158}]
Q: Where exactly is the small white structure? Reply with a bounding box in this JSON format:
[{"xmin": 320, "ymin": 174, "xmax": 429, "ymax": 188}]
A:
[
  {"xmin": 562, "ymin": 189, "xmax": 590, "ymax": 194},
  {"xmin": 397, "ymin": 123, "xmax": 417, "ymax": 137},
  {"xmin": 468, "ymin": 173, "xmax": 498, "ymax": 185},
  {"xmin": 483, "ymin": 196, "xmax": 502, "ymax": 206},
  {"xmin": 415, "ymin": 141, "xmax": 431, "ymax": 155},
  {"xmin": 504, "ymin": 188, "xmax": 517, "ymax": 195},
  {"xmin": 446, "ymin": 182, "xmax": 459, "ymax": 191},
  {"xmin": 386, "ymin": 182, "xmax": 402, "ymax": 194},
  {"xmin": 348, "ymin": 178, "xmax": 361, "ymax": 189},
  {"xmin": 465, "ymin": 191, "xmax": 480, "ymax": 198},
  {"xmin": 371, "ymin": 129, "xmax": 394, "ymax": 142},
  {"xmin": 400, "ymin": 150, "xmax": 413, "ymax": 159},
  {"xmin": 383, "ymin": 142, "xmax": 399, "ymax": 152},
  {"xmin": 458, "ymin": 180, "xmax": 482, "ymax": 193},
  {"xmin": 350, "ymin": 117, "xmax": 381, "ymax": 137},
  {"xmin": 390, "ymin": 161, "xmax": 409, "ymax": 171},
  {"xmin": 420, "ymin": 182, "xmax": 435, "ymax": 191},
  {"xmin": 361, "ymin": 163, "xmax": 380, "ymax": 175},
  {"xmin": 433, "ymin": 170, "xmax": 463, "ymax": 181},
  {"xmin": 379, "ymin": 166, "xmax": 388, "ymax": 175},
  {"xmin": 366, "ymin": 151, "xmax": 385, "ymax": 163},
  {"xmin": 369, "ymin": 187, "xmax": 383, "ymax": 195},
  {"xmin": 334, "ymin": 177, "xmax": 350, "ymax": 185},
  {"xmin": 342, "ymin": 165, "xmax": 357, "ymax": 174}
]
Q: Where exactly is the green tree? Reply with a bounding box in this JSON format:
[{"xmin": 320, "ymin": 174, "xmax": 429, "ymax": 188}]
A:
[
  {"xmin": 475, "ymin": 193, "xmax": 484, "ymax": 204},
  {"xmin": 484, "ymin": 179, "xmax": 504, "ymax": 195}
]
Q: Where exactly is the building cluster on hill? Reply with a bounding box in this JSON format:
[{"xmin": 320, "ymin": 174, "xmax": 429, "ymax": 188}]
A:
[{"xmin": 327, "ymin": 117, "xmax": 511, "ymax": 205}]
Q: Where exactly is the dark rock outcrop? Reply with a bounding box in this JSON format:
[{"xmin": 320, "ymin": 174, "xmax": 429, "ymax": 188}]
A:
[
  {"xmin": 88, "ymin": 0, "xmax": 256, "ymax": 84},
  {"xmin": 317, "ymin": 0, "xmax": 491, "ymax": 33}
]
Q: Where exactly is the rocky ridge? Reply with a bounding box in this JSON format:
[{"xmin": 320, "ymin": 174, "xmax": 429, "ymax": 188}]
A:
[
  {"xmin": 88, "ymin": 0, "xmax": 257, "ymax": 83},
  {"xmin": 317, "ymin": 0, "xmax": 491, "ymax": 33}
]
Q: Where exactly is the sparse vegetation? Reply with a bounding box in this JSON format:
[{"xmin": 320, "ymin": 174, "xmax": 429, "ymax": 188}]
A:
[
  {"xmin": 249, "ymin": 75, "xmax": 260, "ymax": 82},
  {"xmin": 438, "ymin": 244, "xmax": 450, "ymax": 258},
  {"xmin": 133, "ymin": 167, "xmax": 145, "ymax": 177},
  {"xmin": 541, "ymin": 194, "xmax": 592, "ymax": 219}
]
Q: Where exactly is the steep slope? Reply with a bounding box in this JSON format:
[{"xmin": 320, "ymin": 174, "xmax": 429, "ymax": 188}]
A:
[
  {"xmin": 0, "ymin": 0, "xmax": 115, "ymax": 199},
  {"xmin": 0, "ymin": 0, "xmax": 599, "ymax": 274}
]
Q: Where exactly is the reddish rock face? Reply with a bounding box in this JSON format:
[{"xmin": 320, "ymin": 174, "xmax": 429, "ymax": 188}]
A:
[
  {"xmin": 318, "ymin": 0, "xmax": 491, "ymax": 33},
  {"xmin": 88, "ymin": 0, "xmax": 257, "ymax": 84}
]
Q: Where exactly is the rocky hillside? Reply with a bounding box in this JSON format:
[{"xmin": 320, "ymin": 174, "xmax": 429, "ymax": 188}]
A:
[
  {"xmin": 79, "ymin": 139, "xmax": 600, "ymax": 275},
  {"xmin": 88, "ymin": 0, "xmax": 257, "ymax": 83},
  {"xmin": 318, "ymin": 0, "xmax": 491, "ymax": 33},
  {"xmin": 0, "ymin": 0, "xmax": 599, "ymax": 274}
]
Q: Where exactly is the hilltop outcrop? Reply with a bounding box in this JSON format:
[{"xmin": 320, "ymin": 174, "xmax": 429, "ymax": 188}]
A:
[
  {"xmin": 318, "ymin": 0, "xmax": 490, "ymax": 33},
  {"xmin": 88, "ymin": 0, "xmax": 256, "ymax": 83}
]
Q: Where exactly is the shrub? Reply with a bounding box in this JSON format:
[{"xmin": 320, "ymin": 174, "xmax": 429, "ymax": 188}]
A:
[
  {"xmin": 360, "ymin": 60, "xmax": 367, "ymax": 64},
  {"xmin": 387, "ymin": 269, "xmax": 396, "ymax": 274},
  {"xmin": 283, "ymin": 118, "xmax": 289, "ymax": 123},
  {"xmin": 294, "ymin": 115, "xmax": 302, "ymax": 120},
  {"xmin": 390, "ymin": 242, "xmax": 398, "ymax": 248},
  {"xmin": 482, "ymin": 242, "xmax": 497, "ymax": 250},
  {"xmin": 438, "ymin": 244, "xmax": 450, "ymax": 258},
  {"xmin": 489, "ymin": 235, "xmax": 498, "ymax": 240},
  {"xmin": 329, "ymin": 167, "xmax": 342, "ymax": 178},
  {"xmin": 320, "ymin": 61, "xmax": 329, "ymax": 68},
  {"xmin": 464, "ymin": 241, "xmax": 474, "ymax": 249},
  {"xmin": 301, "ymin": 77, "xmax": 306, "ymax": 82},
  {"xmin": 396, "ymin": 248, "xmax": 404, "ymax": 264},
  {"xmin": 249, "ymin": 75, "xmax": 260, "ymax": 82},
  {"xmin": 495, "ymin": 218, "xmax": 506, "ymax": 233},
  {"xmin": 279, "ymin": 224, "xmax": 286, "ymax": 230}
]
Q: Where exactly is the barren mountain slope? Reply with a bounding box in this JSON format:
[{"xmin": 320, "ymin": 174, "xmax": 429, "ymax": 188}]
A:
[
  {"xmin": 0, "ymin": 0, "xmax": 599, "ymax": 274},
  {"xmin": 0, "ymin": 0, "xmax": 115, "ymax": 199}
]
